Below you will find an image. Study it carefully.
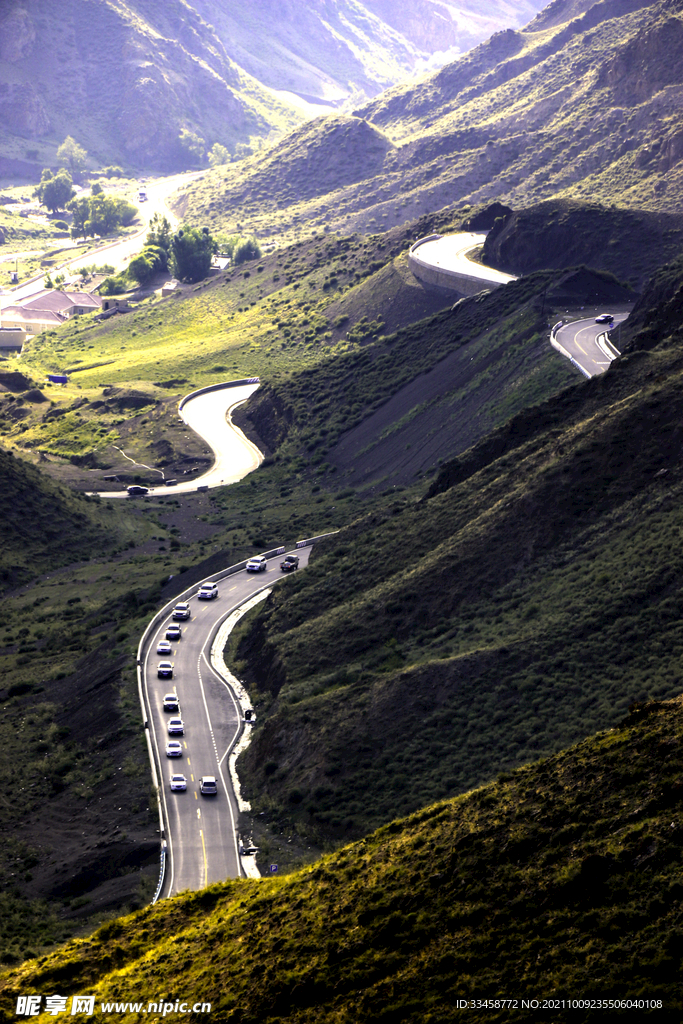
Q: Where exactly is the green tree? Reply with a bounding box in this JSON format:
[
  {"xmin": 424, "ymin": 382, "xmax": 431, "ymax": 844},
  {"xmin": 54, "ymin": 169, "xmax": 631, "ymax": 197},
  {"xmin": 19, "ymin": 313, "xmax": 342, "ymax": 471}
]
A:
[
  {"xmin": 208, "ymin": 143, "xmax": 230, "ymax": 167},
  {"xmin": 67, "ymin": 194, "xmax": 138, "ymax": 240},
  {"xmin": 146, "ymin": 213, "xmax": 172, "ymax": 254},
  {"xmin": 170, "ymin": 225, "xmax": 215, "ymax": 283},
  {"xmin": 35, "ymin": 168, "xmax": 75, "ymax": 213},
  {"xmin": 128, "ymin": 245, "xmax": 167, "ymax": 284},
  {"xmin": 114, "ymin": 197, "xmax": 137, "ymax": 226},
  {"xmin": 68, "ymin": 196, "xmax": 91, "ymax": 239},
  {"xmin": 57, "ymin": 136, "xmax": 87, "ymax": 175},
  {"xmin": 178, "ymin": 128, "xmax": 206, "ymax": 166},
  {"xmin": 84, "ymin": 194, "xmax": 120, "ymax": 237},
  {"xmin": 91, "ymin": 181, "xmax": 103, "ymax": 195},
  {"xmin": 233, "ymin": 236, "xmax": 262, "ymax": 265}
]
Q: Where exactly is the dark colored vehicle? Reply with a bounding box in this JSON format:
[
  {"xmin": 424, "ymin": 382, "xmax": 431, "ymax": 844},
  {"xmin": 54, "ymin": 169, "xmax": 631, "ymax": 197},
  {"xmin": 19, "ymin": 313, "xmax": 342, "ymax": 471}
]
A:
[
  {"xmin": 280, "ymin": 554, "xmax": 300, "ymax": 572},
  {"xmin": 164, "ymin": 479, "xmax": 178, "ymax": 486},
  {"xmin": 595, "ymin": 313, "xmax": 614, "ymax": 324},
  {"xmin": 127, "ymin": 485, "xmax": 149, "ymax": 496}
]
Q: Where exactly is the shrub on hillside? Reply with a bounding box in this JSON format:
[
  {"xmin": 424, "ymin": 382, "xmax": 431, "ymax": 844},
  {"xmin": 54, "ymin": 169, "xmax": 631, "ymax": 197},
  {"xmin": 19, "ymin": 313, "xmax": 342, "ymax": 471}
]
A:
[
  {"xmin": 233, "ymin": 236, "xmax": 262, "ymax": 265},
  {"xmin": 99, "ymin": 273, "xmax": 130, "ymax": 295}
]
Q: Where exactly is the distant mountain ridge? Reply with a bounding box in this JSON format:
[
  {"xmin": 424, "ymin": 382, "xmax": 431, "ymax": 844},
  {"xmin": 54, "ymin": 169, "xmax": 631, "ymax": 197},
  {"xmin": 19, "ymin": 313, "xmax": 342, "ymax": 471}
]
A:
[
  {"xmin": 179, "ymin": 0, "xmax": 683, "ymax": 242},
  {"xmin": 0, "ymin": 0, "xmax": 543, "ymax": 173}
]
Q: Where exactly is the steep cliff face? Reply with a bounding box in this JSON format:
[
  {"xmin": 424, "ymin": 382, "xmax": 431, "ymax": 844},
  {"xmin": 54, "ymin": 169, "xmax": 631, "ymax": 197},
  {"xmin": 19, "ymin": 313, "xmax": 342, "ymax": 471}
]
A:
[
  {"xmin": 189, "ymin": 0, "xmax": 545, "ymax": 103},
  {"xmin": 0, "ymin": 0, "xmax": 301, "ymax": 171},
  {"xmin": 0, "ymin": 0, "xmax": 546, "ymax": 173}
]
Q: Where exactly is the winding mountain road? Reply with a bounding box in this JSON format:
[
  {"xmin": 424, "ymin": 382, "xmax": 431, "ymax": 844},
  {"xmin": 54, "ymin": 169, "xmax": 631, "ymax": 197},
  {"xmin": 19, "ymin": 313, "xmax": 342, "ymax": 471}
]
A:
[
  {"xmin": 143, "ymin": 547, "xmax": 312, "ymax": 895},
  {"xmin": 100, "ymin": 380, "xmax": 263, "ymax": 498},
  {"xmin": 553, "ymin": 315, "xmax": 628, "ymax": 378}
]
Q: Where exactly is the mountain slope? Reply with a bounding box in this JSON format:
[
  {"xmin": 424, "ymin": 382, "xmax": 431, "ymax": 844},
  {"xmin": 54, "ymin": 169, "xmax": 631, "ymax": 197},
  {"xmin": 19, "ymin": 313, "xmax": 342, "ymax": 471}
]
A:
[
  {"xmin": 0, "ymin": 0, "xmax": 544, "ymax": 175},
  {"xmin": 189, "ymin": 0, "xmax": 544, "ymax": 104},
  {"xmin": 1, "ymin": 695, "xmax": 681, "ymax": 1020},
  {"xmin": 180, "ymin": 0, "xmax": 683, "ymax": 240},
  {"xmin": 0, "ymin": 0, "xmax": 302, "ymax": 172},
  {"xmin": 227, "ymin": 256, "xmax": 683, "ymax": 847}
]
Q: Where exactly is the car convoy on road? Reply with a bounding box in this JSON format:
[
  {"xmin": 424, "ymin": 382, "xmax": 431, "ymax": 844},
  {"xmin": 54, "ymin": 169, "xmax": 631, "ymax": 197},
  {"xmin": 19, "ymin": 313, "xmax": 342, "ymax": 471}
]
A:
[
  {"xmin": 158, "ymin": 555, "xmax": 282, "ymax": 802},
  {"xmin": 143, "ymin": 544, "xmax": 314, "ymax": 894},
  {"xmin": 160, "ymin": 587, "xmax": 221, "ymax": 797}
]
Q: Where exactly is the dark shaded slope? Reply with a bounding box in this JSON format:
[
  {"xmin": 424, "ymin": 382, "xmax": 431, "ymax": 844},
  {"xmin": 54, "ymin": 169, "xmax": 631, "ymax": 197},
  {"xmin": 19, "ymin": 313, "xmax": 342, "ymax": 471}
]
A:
[
  {"xmin": 482, "ymin": 200, "xmax": 683, "ymax": 289},
  {"xmin": 239, "ymin": 266, "xmax": 627, "ymax": 492},
  {"xmin": 229, "ymin": 258, "xmax": 683, "ymax": 845},
  {"xmin": 0, "ymin": 448, "xmax": 132, "ymax": 586},
  {"xmin": 3, "ymin": 697, "xmax": 683, "ymax": 1020}
]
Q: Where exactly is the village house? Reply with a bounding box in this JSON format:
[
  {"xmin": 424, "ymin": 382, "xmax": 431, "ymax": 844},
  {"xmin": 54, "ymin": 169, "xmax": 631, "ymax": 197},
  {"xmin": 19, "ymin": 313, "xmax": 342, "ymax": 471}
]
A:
[{"xmin": 0, "ymin": 288, "xmax": 103, "ymax": 347}]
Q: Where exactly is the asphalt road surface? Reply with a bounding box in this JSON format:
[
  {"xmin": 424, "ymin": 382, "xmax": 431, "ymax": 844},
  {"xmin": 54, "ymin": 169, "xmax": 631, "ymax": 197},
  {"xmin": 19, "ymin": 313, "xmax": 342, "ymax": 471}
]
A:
[
  {"xmin": 144, "ymin": 547, "xmax": 311, "ymax": 895},
  {"xmin": 101, "ymin": 381, "xmax": 263, "ymax": 498},
  {"xmin": 554, "ymin": 314, "xmax": 629, "ymax": 378},
  {"xmin": 412, "ymin": 232, "xmax": 517, "ymax": 288}
]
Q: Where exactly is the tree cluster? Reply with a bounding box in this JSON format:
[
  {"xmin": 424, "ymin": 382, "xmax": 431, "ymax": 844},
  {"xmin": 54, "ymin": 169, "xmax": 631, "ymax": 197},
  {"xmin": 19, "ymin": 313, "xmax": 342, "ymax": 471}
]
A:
[
  {"xmin": 127, "ymin": 214, "xmax": 173, "ymax": 284},
  {"xmin": 170, "ymin": 225, "xmax": 216, "ymax": 283},
  {"xmin": 68, "ymin": 194, "xmax": 137, "ymax": 240},
  {"xmin": 35, "ymin": 169, "xmax": 75, "ymax": 213}
]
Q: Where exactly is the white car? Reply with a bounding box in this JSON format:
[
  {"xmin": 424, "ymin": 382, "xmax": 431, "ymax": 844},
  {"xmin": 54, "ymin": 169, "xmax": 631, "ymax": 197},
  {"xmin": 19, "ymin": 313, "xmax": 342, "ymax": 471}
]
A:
[
  {"xmin": 199, "ymin": 776, "xmax": 218, "ymax": 795},
  {"xmin": 246, "ymin": 555, "xmax": 267, "ymax": 573},
  {"xmin": 172, "ymin": 602, "xmax": 191, "ymax": 621},
  {"xmin": 157, "ymin": 661, "xmax": 173, "ymax": 679},
  {"xmin": 156, "ymin": 640, "xmax": 172, "ymax": 655},
  {"xmin": 198, "ymin": 582, "xmax": 218, "ymax": 600},
  {"xmin": 165, "ymin": 624, "xmax": 182, "ymax": 641},
  {"xmin": 163, "ymin": 693, "xmax": 179, "ymax": 712},
  {"xmin": 167, "ymin": 717, "xmax": 184, "ymax": 735},
  {"xmin": 170, "ymin": 773, "xmax": 187, "ymax": 791},
  {"xmin": 166, "ymin": 740, "xmax": 183, "ymax": 757}
]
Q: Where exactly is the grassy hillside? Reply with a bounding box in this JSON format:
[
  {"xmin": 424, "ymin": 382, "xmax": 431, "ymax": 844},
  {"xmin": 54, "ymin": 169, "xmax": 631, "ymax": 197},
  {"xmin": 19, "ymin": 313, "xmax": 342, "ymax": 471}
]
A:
[
  {"xmin": 1, "ymin": 696, "xmax": 682, "ymax": 1020},
  {"xmin": 178, "ymin": 0, "xmax": 683, "ymax": 242},
  {"xmin": 227, "ymin": 256, "xmax": 683, "ymax": 851}
]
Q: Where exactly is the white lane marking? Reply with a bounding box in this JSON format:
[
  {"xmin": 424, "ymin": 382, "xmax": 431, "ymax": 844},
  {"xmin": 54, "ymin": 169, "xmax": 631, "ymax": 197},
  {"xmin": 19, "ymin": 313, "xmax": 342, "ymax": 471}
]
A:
[
  {"xmin": 143, "ymin": 619, "xmax": 176, "ymax": 899},
  {"xmin": 196, "ymin": 645, "xmax": 241, "ymax": 879}
]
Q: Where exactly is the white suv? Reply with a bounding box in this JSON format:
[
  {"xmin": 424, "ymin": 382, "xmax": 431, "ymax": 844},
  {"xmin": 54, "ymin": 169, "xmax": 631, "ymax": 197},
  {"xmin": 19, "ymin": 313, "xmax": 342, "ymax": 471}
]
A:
[
  {"xmin": 198, "ymin": 582, "xmax": 218, "ymax": 600},
  {"xmin": 172, "ymin": 602, "xmax": 191, "ymax": 620}
]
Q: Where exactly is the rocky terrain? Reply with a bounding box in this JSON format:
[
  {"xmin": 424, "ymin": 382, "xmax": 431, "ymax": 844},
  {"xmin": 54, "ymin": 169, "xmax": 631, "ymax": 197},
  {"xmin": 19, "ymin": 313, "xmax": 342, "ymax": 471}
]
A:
[
  {"xmin": 0, "ymin": 0, "xmax": 544, "ymax": 176},
  {"xmin": 180, "ymin": 0, "xmax": 683, "ymax": 243}
]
